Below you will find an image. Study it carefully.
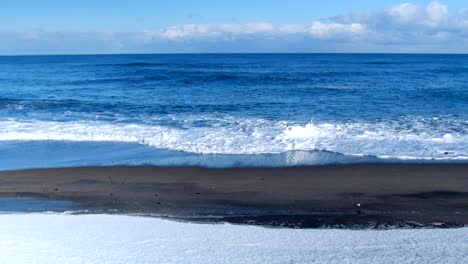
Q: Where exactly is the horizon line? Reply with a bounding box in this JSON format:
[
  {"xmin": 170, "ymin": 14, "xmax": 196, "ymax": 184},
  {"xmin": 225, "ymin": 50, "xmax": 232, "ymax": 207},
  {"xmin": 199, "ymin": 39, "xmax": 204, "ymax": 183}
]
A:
[{"xmin": 1, "ymin": 51, "xmax": 468, "ymax": 57}]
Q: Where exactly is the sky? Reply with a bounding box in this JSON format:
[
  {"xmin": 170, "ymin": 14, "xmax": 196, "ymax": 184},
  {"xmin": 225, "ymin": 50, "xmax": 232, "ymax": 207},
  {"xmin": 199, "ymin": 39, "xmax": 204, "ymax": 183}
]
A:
[{"xmin": 1, "ymin": 0, "xmax": 467, "ymax": 54}]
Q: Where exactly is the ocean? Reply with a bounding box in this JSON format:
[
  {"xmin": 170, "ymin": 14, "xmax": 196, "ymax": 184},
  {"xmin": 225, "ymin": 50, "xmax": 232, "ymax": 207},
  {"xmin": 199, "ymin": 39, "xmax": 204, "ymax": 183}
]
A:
[{"xmin": 0, "ymin": 53, "xmax": 467, "ymax": 170}]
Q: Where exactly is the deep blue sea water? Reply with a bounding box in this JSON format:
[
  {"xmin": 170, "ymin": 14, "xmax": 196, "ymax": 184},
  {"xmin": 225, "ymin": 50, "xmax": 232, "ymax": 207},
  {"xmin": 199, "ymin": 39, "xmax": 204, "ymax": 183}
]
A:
[{"xmin": 0, "ymin": 54, "xmax": 467, "ymax": 169}]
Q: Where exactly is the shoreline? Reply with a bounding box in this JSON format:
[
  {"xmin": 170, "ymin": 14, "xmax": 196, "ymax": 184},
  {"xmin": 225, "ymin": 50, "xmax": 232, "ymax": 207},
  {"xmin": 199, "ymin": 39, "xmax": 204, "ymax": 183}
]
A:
[{"xmin": 1, "ymin": 164, "xmax": 467, "ymax": 228}]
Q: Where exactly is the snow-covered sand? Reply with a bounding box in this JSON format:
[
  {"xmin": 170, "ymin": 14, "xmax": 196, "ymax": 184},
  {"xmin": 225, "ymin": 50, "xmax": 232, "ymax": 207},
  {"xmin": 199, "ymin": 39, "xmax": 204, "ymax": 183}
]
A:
[{"xmin": 0, "ymin": 214, "xmax": 467, "ymax": 264}]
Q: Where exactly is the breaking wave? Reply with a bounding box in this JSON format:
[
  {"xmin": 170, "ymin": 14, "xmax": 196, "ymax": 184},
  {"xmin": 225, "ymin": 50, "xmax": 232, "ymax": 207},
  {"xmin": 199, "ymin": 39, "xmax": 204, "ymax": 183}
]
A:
[{"xmin": 0, "ymin": 116, "xmax": 466, "ymax": 161}]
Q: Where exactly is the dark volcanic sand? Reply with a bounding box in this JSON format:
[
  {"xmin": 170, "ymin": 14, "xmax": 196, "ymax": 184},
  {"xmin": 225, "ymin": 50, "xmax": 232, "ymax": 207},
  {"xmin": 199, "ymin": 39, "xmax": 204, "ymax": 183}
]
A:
[{"xmin": 0, "ymin": 164, "xmax": 467, "ymax": 228}]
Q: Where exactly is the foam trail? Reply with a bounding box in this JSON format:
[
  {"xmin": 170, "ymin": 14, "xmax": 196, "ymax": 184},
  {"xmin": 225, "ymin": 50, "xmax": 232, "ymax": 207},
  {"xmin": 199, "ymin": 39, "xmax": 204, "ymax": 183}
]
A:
[
  {"xmin": 0, "ymin": 117, "xmax": 467, "ymax": 161},
  {"xmin": 2, "ymin": 214, "xmax": 468, "ymax": 264},
  {"xmin": 0, "ymin": 141, "xmax": 394, "ymax": 170}
]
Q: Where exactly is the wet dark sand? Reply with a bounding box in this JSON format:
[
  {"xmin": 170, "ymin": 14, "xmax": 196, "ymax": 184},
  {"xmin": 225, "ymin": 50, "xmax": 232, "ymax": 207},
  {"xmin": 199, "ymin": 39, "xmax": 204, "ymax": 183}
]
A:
[{"xmin": 1, "ymin": 164, "xmax": 467, "ymax": 228}]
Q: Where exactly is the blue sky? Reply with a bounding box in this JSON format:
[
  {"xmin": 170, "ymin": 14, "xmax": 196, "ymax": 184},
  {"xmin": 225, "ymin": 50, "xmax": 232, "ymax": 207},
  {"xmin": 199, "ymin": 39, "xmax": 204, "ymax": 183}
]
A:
[{"xmin": 1, "ymin": 1, "xmax": 467, "ymax": 54}]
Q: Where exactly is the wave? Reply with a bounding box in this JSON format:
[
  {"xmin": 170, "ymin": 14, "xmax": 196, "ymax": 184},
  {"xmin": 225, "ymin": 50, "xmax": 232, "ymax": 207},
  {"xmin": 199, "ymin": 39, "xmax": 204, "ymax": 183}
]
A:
[
  {"xmin": 363, "ymin": 61, "xmax": 400, "ymax": 65},
  {"xmin": 361, "ymin": 60, "xmax": 427, "ymax": 65},
  {"xmin": 100, "ymin": 62, "xmax": 168, "ymax": 67},
  {"xmin": 0, "ymin": 97, "xmax": 287, "ymax": 117},
  {"xmin": 431, "ymin": 67, "xmax": 468, "ymax": 74},
  {"xmin": 98, "ymin": 62, "xmax": 258, "ymax": 69},
  {"xmin": 1, "ymin": 141, "xmax": 466, "ymax": 171},
  {"xmin": 0, "ymin": 117, "xmax": 466, "ymax": 161},
  {"xmin": 360, "ymin": 61, "xmax": 423, "ymax": 65}
]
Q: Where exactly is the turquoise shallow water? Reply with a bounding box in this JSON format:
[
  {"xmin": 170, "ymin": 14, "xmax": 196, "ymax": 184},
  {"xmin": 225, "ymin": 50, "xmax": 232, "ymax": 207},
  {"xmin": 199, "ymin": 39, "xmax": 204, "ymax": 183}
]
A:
[{"xmin": 0, "ymin": 197, "xmax": 78, "ymax": 212}]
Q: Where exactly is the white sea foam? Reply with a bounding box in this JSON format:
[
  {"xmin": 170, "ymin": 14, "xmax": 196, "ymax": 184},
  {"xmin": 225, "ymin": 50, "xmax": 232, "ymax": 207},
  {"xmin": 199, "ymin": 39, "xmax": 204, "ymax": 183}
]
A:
[
  {"xmin": 0, "ymin": 214, "xmax": 467, "ymax": 264},
  {"xmin": 0, "ymin": 117, "xmax": 466, "ymax": 160}
]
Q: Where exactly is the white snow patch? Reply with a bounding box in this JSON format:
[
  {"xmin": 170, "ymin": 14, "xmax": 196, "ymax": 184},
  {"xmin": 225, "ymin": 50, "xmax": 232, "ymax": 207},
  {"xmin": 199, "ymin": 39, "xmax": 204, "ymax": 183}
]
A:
[{"xmin": 0, "ymin": 214, "xmax": 467, "ymax": 264}]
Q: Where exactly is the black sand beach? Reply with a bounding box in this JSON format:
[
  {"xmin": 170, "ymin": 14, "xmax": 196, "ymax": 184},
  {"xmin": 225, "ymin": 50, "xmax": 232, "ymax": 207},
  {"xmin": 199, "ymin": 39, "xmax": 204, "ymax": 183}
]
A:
[{"xmin": 1, "ymin": 164, "xmax": 467, "ymax": 228}]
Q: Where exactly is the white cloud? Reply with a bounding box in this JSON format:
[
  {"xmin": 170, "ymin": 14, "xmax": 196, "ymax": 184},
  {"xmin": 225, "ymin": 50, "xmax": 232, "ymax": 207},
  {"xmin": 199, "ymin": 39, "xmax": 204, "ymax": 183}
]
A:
[
  {"xmin": 382, "ymin": 1, "xmax": 450, "ymax": 27},
  {"xmin": 1, "ymin": 1, "xmax": 468, "ymax": 54},
  {"xmin": 333, "ymin": 1, "xmax": 468, "ymax": 45},
  {"xmin": 426, "ymin": 1, "xmax": 449, "ymax": 25},
  {"xmin": 307, "ymin": 22, "xmax": 367, "ymax": 39},
  {"xmin": 160, "ymin": 24, "xmax": 210, "ymax": 39},
  {"xmin": 158, "ymin": 22, "xmax": 276, "ymax": 40},
  {"xmin": 152, "ymin": 21, "xmax": 367, "ymax": 41},
  {"xmin": 149, "ymin": 1, "xmax": 463, "ymax": 44},
  {"xmin": 388, "ymin": 3, "xmax": 425, "ymax": 24}
]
